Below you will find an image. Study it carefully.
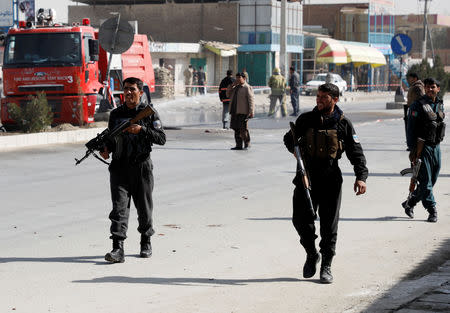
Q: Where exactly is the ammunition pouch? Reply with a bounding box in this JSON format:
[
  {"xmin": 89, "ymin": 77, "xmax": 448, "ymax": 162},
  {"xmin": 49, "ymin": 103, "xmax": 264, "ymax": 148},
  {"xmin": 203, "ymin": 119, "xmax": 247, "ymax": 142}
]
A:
[
  {"xmin": 303, "ymin": 128, "xmax": 342, "ymax": 160},
  {"xmin": 423, "ymin": 120, "xmax": 438, "ymax": 144},
  {"xmin": 435, "ymin": 121, "xmax": 446, "ymax": 144},
  {"xmin": 419, "ymin": 101, "xmax": 445, "ymax": 145}
]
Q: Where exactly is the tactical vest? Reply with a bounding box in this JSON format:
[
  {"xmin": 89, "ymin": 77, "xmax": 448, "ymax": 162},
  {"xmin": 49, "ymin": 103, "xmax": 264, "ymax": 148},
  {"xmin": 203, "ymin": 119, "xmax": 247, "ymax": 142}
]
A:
[
  {"xmin": 302, "ymin": 115, "xmax": 344, "ymax": 160},
  {"xmin": 418, "ymin": 98, "xmax": 446, "ymax": 145}
]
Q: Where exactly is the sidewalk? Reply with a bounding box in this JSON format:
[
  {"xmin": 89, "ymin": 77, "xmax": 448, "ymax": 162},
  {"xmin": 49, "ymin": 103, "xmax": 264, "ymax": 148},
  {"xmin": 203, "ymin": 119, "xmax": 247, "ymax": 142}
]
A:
[{"xmin": 362, "ymin": 260, "xmax": 450, "ymax": 312}]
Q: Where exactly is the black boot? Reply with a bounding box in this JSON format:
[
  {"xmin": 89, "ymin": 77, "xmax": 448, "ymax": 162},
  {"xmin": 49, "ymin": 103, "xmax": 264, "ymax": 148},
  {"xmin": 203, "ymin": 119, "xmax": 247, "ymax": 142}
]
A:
[
  {"xmin": 427, "ymin": 207, "xmax": 437, "ymax": 223},
  {"xmin": 320, "ymin": 255, "xmax": 333, "ymax": 284},
  {"xmin": 231, "ymin": 133, "xmax": 243, "ymax": 150},
  {"xmin": 105, "ymin": 240, "xmax": 125, "ymax": 263},
  {"xmin": 402, "ymin": 200, "xmax": 414, "ymax": 218},
  {"xmin": 231, "ymin": 140, "xmax": 243, "ymax": 150},
  {"xmin": 140, "ymin": 235, "xmax": 152, "ymax": 258},
  {"xmin": 303, "ymin": 251, "xmax": 320, "ymax": 278}
]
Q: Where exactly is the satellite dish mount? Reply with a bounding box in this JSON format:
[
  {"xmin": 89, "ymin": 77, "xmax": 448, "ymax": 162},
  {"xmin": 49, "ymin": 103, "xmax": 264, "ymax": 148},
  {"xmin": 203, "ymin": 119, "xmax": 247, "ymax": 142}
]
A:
[{"xmin": 98, "ymin": 13, "xmax": 134, "ymax": 107}]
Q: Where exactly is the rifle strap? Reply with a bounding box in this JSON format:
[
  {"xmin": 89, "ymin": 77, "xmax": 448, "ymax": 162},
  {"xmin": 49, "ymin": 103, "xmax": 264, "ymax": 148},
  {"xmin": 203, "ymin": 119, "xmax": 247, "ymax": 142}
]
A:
[{"xmin": 93, "ymin": 152, "xmax": 110, "ymax": 165}]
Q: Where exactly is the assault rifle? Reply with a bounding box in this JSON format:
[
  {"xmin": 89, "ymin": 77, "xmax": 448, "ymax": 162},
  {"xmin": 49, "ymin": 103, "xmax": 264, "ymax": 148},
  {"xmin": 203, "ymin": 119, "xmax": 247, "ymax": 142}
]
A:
[
  {"xmin": 400, "ymin": 139, "xmax": 425, "ymax": 202},
  {"xmin": 289, "ymin": 122, "xmax": 316, "ymax": 219},
  {"xmin": 75, "ymin": 105, "xmax": 155, "ymax": 165}
]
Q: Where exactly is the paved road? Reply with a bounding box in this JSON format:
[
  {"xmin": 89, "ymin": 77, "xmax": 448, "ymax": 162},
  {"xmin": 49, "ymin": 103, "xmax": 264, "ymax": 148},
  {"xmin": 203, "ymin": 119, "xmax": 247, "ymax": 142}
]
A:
[{"xmin": 0, "ymin": 97, "xmax": 449, "ymax": 313}]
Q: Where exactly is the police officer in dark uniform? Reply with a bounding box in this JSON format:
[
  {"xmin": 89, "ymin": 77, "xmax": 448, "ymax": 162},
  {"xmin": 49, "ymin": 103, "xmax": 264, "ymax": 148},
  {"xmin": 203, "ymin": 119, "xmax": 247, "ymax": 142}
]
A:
[
  {"xmin": 100, "ymin": 77, "xmax": 166, "ymax": 263},
  {"xmin": 403, "ymin": 77, "xmax": 445, "ymax": 222},
  {"xmin": 284, "ymin": 83, "xmax": 368, "ymax": 284},
  {"xmin": 219, "ymin": 70, "xmax": 235, "ymax": 129}
]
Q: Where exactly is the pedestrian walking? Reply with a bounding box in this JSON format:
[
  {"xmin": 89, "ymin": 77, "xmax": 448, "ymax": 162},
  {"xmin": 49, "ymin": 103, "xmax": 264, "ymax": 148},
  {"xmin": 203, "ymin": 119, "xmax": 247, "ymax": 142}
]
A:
[
  {"xmin": 226, "ymin": 72, "xmax": 255, "ymax": 150},
  {"xmin": 100, "ymin": 77, "xmax": 166, "ymax": 263},
  {"xmin": 402, "ymin": 77, "xmax": 445, "ymax": 222},
  {"xmin": 219, "ymin": 70, "xmax": 235, "ymax": 129},
  {"xmin": 197, "ymin": 66, "xmax": 206, "ymax": 95},
  {"xmin": 404, "ymin": 73, "xmax": 425, "ymax": 148},
  {"xmin": 268, "ymin": 67, "xmax": 287, "ymax": 117},
  {"xmin": 283, "ymin": 83, "xmax": 368, "ymax": 283},
  {"xmin": 289, "ymin": 66, "xmax": 301, "ymax": 116},
  {"xmin": 183, "ymin": 65, "xmax": 193, "ymax": 97}
]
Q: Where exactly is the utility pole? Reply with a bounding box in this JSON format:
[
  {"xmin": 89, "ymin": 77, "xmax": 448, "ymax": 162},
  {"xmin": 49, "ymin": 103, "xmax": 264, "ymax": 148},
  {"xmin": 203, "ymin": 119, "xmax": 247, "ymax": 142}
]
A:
[
  {"xmin": 420, "ymin": 0, "xmax": 431, "ymax": 60},
  {"xmin": 280, "ymin": 0, "xmax": 287, "ymax": 76}
]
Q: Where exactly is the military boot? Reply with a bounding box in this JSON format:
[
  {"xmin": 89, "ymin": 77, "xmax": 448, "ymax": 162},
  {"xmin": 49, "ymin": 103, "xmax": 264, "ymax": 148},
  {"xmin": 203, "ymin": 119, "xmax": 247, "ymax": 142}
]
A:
[
  {"xmin": 320, "ymin": 255, "xmax": 333, "ymax": 284},
  {"xmin": 105, "ymin": 240, "xmax": 125, "ymax": 263},
  {"xmin": 231, "ymin": 140, "xmax": 243, "ymax": 150},
  {"xmin": 402, "ymin": 200, "xmax": 414, "ymax": 219},
  {"xmin": 303, "ymin": 251, "xmax": 320, "ymax": 279},
  {"xmin": 140, "ymin": 235, "xmax": 152, "ymax": 258},
  {"xmin": 427, "ymin": 207, "xmax": 437, "ymax": 223}
]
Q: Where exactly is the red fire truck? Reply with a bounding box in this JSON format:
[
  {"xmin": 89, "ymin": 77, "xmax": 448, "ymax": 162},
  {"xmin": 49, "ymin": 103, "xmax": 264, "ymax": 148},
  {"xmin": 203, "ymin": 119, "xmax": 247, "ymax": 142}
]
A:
[{"xmin": 1, "ymin": 17, "xmax": 155, "ymax": 125}]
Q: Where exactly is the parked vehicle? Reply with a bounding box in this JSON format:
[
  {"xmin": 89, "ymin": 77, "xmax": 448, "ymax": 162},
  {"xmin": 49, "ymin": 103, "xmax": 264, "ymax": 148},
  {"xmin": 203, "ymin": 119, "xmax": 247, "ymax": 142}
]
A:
[
  {"xmin": 1, "ymin": 16, "xmax": 155, "ymax": 125},
  {"xmin": 304, "ymin": 73, "xmax": 347, "ymax": 96}
]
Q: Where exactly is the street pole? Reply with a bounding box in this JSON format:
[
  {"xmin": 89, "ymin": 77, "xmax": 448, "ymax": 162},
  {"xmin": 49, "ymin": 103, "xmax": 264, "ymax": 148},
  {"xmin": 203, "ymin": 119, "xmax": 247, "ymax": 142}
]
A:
[
  {"xmin": 280, "ymin": 0, "xmax": 287, "ymax": 76},
  {"xmin": 420, "ymin": 0, "xmax": 431, "ymax": 60}
]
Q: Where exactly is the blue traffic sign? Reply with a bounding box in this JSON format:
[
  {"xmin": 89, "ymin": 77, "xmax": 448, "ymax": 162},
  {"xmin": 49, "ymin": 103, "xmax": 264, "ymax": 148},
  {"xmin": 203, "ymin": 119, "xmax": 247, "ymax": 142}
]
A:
[{"xmin": 391, "ymin": 34, "xmax": 412, "ymax": 55}]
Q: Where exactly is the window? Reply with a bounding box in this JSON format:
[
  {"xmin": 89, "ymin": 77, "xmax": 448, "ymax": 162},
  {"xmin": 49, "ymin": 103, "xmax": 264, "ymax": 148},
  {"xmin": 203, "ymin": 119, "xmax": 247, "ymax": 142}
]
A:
[{"xmin": 4, "ymin": 33, "xmax": 82, "ymax": 68}]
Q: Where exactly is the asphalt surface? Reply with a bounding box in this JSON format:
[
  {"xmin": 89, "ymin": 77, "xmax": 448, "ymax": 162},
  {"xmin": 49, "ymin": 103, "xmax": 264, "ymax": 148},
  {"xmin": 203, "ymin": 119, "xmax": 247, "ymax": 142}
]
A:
[{"xmin": 0, "ymin": 92, "xmax": 448, "ymax": 313}]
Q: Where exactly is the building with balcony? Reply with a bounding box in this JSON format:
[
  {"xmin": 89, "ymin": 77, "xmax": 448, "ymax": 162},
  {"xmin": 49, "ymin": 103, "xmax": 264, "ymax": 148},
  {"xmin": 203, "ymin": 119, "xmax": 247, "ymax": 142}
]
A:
[
  {"xmin": 303, "ymin": 0, "xmax": 394, "ymax": 90},
  {"xmin": 237, "ymin": 0, "xmax": 304, "ymax": 86},
  {"xmin": 396, "ymin": 14, "xmax": 450, "ymax": 70}
]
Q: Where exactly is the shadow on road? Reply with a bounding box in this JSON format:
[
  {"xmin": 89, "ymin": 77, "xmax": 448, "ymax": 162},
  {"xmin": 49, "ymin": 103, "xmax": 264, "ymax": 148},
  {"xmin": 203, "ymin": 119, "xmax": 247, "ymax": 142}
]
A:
[
  {"xmin": 73, "ymin": 276, "xmax": 302, "ymax": 286},
  {"xmin": 0, "ymin": 255, "xmax": 112, "ymax": 265},
  {"xmin": 342, "ymin": 172, "xmax": 450, "ymax": 178},
  {"xmin": 247, "ymin": 216, "xmax": 422, "ymax": 222}
]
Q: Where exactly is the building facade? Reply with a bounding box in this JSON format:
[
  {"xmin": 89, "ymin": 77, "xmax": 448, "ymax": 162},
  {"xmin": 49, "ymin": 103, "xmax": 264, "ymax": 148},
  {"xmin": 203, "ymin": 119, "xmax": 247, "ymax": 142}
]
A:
[
  {"xmin": 237, "ymin": 0, "xmax": 304, "ymax": 86},
  {"xmin": 70, "ymin": 0, "xmax": 304, "ymax": 90},
  {"xmin": 303, "ymin": 0, "xmax": 394, "ymax": 90},
  {"xmin": 396, "ymin": 14, "xmax": 450, "ymax": 70}
]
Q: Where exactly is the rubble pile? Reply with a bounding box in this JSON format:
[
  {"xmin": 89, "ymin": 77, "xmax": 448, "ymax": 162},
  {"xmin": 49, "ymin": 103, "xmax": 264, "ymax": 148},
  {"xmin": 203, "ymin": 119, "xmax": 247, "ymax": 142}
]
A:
[{"xmin": 154, "ymin": 67, "xmax": 175, "ymax": 98}]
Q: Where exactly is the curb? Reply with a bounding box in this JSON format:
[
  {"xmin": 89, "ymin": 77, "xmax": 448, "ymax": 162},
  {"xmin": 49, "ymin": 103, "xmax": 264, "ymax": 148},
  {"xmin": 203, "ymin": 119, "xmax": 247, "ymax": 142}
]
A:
[
  {"xmin": 0, "ymin": 127, "xmax": 105, "ymax": 151},
  {"xmin": 363, "ymin": 261, "xmax": 450, "ymax": 312}
]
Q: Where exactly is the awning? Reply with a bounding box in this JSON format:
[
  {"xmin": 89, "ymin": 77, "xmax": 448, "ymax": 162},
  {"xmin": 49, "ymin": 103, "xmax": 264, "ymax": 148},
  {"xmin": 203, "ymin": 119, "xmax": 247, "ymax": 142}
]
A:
[
  {"xmin": 343, "ymin": 43, "xmax": 386, "ymax": 68},
  {"xmin": 315, "ymin": 37, "xmax": 386, "ymax": 68},
  {"xmin": 315, "ymin": 38, "xmax": 348, "ymax": 64},
  {"xmin": 201, "ymin": 41, "xmax": 240, "ymax": 57}
]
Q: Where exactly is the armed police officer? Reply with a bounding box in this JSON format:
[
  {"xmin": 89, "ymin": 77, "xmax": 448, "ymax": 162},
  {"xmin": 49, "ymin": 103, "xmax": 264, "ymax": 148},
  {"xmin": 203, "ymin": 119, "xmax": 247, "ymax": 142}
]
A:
[
  {"xmin": 283, "ymin": 83, "xmax": 368, "ymax": 284},
  {"xmin": 100, "ymin": 77, "xmax": 166, "ymax": 263},
  {"xmin": 402, "ymin": 78, "xmax": 445, "ymax": 222}
]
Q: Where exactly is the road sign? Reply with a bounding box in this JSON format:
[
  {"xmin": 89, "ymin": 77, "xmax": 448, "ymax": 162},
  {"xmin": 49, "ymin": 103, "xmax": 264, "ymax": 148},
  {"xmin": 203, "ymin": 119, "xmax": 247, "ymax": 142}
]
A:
[{"xmin": 391, "ymin": 34, "xmax": 412, "ymax": 55}]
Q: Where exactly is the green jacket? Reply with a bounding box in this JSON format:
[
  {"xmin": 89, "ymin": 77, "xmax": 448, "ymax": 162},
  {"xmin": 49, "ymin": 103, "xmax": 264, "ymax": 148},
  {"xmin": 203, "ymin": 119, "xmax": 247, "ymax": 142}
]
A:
[{"xmin": 268, "ymin": 74, "xmax": 286, "ymax": 96}]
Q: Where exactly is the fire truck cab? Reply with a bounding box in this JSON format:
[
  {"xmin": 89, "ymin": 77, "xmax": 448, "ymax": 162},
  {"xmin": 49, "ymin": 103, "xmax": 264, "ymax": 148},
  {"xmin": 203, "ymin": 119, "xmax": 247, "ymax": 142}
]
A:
[{"xmin": 1, "ymin": 17, "xmax": 155, "ymax": 125}]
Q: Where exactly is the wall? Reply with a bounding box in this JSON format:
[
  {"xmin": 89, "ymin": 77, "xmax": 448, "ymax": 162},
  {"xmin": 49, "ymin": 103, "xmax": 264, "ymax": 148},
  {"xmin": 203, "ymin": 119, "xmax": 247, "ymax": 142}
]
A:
[
  {"xmin": 69, "ymin": 3, "xmax": 239, "ymax": 43},
  {"xmin": 239, "ymin": 0, "xmax": 303, "ymax": 45},
  {"xmin": 151, "ymin": 51, "xmax": 220, "ymax": 94},
  {"xmin": 303, "ymin": 3, "xmax": 369, "ymax": 40}
]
